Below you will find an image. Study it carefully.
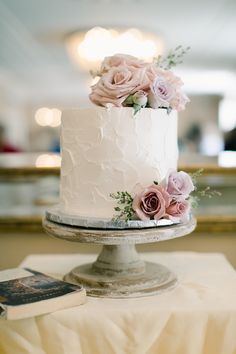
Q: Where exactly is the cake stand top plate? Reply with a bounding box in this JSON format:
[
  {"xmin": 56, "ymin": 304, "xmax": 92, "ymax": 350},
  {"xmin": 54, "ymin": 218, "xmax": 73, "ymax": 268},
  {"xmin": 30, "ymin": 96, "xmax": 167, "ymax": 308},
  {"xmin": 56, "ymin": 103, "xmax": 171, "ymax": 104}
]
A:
[
  {"xmin": 45, "ymin": 206, "xmax": 181, "ymax": 230},
  {"xmin": 43, "ymin": 215, "xmax": 196, "ymax": 245}
]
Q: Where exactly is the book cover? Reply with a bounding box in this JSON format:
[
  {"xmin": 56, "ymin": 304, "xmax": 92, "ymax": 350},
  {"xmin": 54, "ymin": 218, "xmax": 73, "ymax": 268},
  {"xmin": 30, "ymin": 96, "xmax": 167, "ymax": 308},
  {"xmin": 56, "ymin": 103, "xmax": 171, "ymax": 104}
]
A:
[{"xmin": 0, "ymin": 268, "xmax": 86, "ymax": 320}]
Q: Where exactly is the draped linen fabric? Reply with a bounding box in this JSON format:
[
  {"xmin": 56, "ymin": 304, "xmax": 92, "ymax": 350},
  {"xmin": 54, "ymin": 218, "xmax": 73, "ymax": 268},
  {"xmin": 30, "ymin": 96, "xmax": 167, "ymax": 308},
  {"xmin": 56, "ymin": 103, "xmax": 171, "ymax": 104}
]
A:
[{"xmin": 0, "ymin": 252, "xmax": 236, "ymax": 354}]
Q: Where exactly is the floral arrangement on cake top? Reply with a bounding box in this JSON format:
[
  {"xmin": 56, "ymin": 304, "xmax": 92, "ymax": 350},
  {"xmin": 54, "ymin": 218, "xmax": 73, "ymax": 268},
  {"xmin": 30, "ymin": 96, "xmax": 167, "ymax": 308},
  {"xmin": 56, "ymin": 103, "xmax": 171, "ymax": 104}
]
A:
[{"xmin": 89, "ymin": 46, "xmax": 190, "ymax": 114}]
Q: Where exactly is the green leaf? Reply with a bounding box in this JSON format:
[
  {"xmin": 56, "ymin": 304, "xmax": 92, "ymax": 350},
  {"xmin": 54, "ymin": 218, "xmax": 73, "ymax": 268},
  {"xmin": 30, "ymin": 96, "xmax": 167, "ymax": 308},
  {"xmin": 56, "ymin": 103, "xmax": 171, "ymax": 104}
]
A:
[
  {"xmin": 153, "ymin": 45, "xmax": 190, "ymax": 70},
  {"xmin": 124, "ymin": 95, "xmax": 134, "ymax": 105},
  {"xmin": 110, "ymin": 189, "xmax": 135, "ymax": 221},
  {"xmin": 133, "ymin": 104, "xmax": 141, "ymax": 115},
  {"xmin": 189, "ymin": 168, "xmax": 204, "ymax": 185}
]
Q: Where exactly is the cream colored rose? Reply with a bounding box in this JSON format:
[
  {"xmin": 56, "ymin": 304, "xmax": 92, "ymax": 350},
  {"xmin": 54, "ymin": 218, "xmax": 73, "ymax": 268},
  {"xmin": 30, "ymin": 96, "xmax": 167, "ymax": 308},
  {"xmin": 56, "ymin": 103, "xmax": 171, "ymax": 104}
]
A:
[
  {"xmin": 132, "ymin": 90, "xmax": 148, "ymax": 106},
  {"xmin": 89, "ymin": 66, "xmax": 150, "ymax": 107}
]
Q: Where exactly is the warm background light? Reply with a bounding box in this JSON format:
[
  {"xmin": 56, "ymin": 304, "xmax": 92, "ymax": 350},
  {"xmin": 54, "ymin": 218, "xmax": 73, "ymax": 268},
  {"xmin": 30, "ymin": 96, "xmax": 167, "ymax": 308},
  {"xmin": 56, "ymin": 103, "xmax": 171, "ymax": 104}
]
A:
[
  {"xmin": 219, "ymin": 98, "xmax": 236, "ymax": 132},
  {"xmin": 35, "ymin": 108, "xmax": 53, "ymax": 127},
  {"xmin": 35, "ymin": 154, "xmax": 61, "ymax": 167},
  {"xmin": 35, "ymin": 108, "xmax": 62, "ymax": 127},
  {"xmin": 66, "ymin": 27, "xmax": 164, "ymax": 71},
  {"xmin": 50, "ymin": 108, "xmax": 62, "ymax": 127},
  {"xmin": 218, "ymin": 151, "xmax": 236, "ymax": 167}
]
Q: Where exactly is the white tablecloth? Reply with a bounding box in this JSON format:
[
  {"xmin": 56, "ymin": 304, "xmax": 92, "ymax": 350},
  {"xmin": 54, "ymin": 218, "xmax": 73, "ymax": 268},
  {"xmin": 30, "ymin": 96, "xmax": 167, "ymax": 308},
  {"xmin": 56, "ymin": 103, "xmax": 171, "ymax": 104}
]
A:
[{"xmin": 0, "ymin": 252, "xmax": 236, "ymax": 354}]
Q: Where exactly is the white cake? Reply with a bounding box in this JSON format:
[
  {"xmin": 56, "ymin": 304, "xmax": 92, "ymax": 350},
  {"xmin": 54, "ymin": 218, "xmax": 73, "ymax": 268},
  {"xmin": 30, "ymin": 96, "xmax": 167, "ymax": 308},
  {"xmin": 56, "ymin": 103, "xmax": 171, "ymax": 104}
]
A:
[{"xmin": 59, "ymin": 107, "xmax": 178, "ymax": 219}]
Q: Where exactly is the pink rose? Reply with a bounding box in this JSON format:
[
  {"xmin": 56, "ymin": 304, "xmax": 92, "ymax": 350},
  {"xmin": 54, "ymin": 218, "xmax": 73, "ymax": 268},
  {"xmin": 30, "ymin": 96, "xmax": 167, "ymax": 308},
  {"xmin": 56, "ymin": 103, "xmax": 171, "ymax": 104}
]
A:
[
  {"xmin": 89, "ymin": 65, "xmax": 150, "ymax": 107},
  {"xmin": 160, "ymin": 69, "xmax": 183, "ymax": 86},
  {"xmin": 161, "ymin": 70, "xmax": 189, "ymax": 111},
  {"xmin": 148, "ymin": 76, "xmax": 175, "ymax": 109},
  {"xmin": 146, "ymin": 66, "xmax": 183, "ymax": 86},
  {"xmin": 145, "ymin": 63, "xmax": 161, "ymax": 81},
  {"xmin": 166, "ymin": 171, "xmax": 194, "ymax": 200},
  {"xmin": 170, "ymin": 91, "xmax": 190, "ymax": 111},
  {"xmin": 100, "ymin": 54, "xmax": 147, "ymax": 74},
  {"xmin": 166, "ymin": 199, "xmax": 190, "ymax": 221},
  {"xmin": 146, "ymin": 67, "xmax": 189, "ymax": 111},
  {"xmin": 132, "ymin": 185, "xmax": 171, "ymax": 221}
]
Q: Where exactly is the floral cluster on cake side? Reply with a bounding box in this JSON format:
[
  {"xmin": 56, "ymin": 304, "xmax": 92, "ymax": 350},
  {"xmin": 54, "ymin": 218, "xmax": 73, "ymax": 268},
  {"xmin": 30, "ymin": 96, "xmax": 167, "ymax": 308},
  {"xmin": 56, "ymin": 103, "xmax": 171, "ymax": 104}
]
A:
[
  {"xmin": 110, "ymin": 170, "xmax": 194, "ymax": 223},
  {"xmin": 89, "ymin": 46, "xmax": 190, "ymax": 114},
  {"xmin": 110, "ymin": 169, "xmax": 220, "ymax": 223}
]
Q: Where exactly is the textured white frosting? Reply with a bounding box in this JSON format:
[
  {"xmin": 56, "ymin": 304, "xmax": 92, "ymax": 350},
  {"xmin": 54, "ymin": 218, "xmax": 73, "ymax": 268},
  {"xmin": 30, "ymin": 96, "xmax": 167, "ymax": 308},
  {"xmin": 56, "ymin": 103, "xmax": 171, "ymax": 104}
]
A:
[{"xmin": 60, "ymin": 107, "xmax": 178, "ymax": 219}]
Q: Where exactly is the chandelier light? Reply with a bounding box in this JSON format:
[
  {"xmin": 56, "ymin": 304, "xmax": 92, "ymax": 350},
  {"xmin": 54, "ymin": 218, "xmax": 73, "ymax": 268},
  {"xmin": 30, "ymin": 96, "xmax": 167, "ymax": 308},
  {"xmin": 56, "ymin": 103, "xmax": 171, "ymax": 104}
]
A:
[{"xmin": 66, "ymin": 27, "xmax": 164, "ymax": 71}]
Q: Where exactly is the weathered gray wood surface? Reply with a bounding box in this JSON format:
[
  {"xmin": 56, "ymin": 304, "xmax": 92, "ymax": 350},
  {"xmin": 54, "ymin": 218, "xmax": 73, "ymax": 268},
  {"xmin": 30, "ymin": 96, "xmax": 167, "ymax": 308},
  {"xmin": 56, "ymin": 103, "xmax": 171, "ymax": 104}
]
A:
[
  {"xmin": 42, "ymin": 217, "xmax": 196, "ymax": 298},
  {"xmin": 43, "ymin": 216, "xmax": 196, "ymax": 245}
]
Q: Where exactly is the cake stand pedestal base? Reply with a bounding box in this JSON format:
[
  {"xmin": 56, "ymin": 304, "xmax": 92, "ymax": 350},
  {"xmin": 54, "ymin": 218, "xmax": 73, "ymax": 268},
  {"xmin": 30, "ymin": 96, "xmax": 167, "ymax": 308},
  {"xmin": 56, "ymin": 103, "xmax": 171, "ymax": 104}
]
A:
[
  {"xmin": 64, "ymin": 244, "xmax": 177, "ymax": 298},
  {"xmin": 43, "ymin": 216, "xmax": 196, "ymax": 298}
]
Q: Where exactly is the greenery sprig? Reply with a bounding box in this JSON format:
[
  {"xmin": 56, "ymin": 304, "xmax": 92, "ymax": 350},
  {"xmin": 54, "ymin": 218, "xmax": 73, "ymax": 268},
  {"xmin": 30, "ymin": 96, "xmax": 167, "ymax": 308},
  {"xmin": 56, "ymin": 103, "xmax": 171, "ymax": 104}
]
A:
[
  {"xmin": 154, "ymin": 45, "xmax": 190, "ymax": 70},
  {"xmin": 197, "ymin": 186, "xmax": 222, "ymax": 198},
  {"xmin": 110, "ymin": 191, "xmax": 135, "ymax": 222},
  {"xmin": 189, "ymin": 168, "xmax": 222, "ymax": 208},
  {"xmin": 189, "ymin": 168, "xmax": 204, "ymax": 185}
]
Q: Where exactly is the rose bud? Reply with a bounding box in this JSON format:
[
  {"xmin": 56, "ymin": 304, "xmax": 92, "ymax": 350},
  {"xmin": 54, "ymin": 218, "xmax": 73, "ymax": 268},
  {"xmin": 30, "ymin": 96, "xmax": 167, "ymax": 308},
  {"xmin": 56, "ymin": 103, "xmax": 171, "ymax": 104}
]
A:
[{"xmin": 132, "ymin": 90, "xmax": 148, "ymax": 107}]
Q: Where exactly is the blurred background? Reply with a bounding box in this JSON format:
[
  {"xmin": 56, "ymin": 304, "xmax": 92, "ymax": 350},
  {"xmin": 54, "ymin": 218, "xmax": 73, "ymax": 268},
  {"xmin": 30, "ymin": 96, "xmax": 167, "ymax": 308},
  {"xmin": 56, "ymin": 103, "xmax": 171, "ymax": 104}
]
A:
[
  {"xmin": 1, "ymin": 0, "xmax": 236, "ymax": 158},
  {"xmin": 0, "ymin": 0, "xmax": 236, "ymax": 269}
]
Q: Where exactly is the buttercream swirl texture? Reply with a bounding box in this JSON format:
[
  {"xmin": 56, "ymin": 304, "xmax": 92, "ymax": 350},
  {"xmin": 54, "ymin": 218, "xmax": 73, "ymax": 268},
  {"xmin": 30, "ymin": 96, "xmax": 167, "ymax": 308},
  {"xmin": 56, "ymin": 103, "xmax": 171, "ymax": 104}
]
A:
[{"xmin": 60, "ymin": 107, "xmax": 178, "ymax": 219}]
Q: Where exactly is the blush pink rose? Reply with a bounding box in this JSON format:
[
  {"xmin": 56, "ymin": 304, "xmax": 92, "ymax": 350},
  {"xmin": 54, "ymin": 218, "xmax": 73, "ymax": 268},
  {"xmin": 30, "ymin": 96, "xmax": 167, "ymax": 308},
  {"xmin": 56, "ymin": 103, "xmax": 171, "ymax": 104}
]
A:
[
  {"xmin": 148, "ymin": 76, "xmax": 175, "ymax": 109},
  {"xmin": 161, "ymin": 70, "xmax": 189, "ymax": 111},
  {"xmin": 145, "ymin": 63, "xmax": 159, "ymax": 80},
  {"xmin": 146, "ymin": 67, "xmax": 189, "ymax": 111},
  {"xmin": 146, "ymin": 66, "xmax": 183, "ymax": 86},
  {"xmin": 160, "ymin": 69, "xmax": 183, "ymax": 86},
  {"xmin": 100, "ymin": 54, "xmax": 147, "ymax": 74},
  {"xmin": 132, "ymin": 185, "xmax": 171, "ymax": 221},
  {"xmin": 169, "ymin": 91, "xmax": 190, "ymax": 111},
  {"xmin": 166, "ymin": 199, "xmax": 190, "ymax": 221},
  {"xmin": 89, "ymin": 65, "xmax": 150, "ymax": 107},
  {"xmin": 166, "ymin": 171, "xmax": 194, "ymax": 200}
]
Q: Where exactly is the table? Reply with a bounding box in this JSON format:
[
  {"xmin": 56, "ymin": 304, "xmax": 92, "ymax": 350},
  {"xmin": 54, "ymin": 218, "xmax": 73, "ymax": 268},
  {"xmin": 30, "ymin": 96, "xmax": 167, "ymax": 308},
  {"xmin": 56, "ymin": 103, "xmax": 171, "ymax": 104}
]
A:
[{"xmin": 0, "ymin": 252, "xmax": 236, "ymax": 354}]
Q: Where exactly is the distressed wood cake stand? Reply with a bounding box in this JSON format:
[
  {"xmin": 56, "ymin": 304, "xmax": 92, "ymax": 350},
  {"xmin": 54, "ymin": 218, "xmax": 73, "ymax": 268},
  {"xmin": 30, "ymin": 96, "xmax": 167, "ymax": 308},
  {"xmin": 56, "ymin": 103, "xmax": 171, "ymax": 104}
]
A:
[{"xmin": 43, "ymin": 216, "xmax": 196, "ymax": 298}]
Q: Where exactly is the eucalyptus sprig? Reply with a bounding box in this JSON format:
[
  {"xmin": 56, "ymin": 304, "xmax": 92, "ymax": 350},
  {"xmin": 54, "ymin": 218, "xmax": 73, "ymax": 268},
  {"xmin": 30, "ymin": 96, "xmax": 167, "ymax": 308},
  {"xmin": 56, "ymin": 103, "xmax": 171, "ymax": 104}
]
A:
[
  {"xmin": 189, "ymin": 168, "xmax": 204, "ymax": 185},
  {"xmin": 154, "ymin": 45, "xmax": 190, "ymax": 70},
  {"xmin": 190, "ymin": 187, "xmax": 221, "ymax": 209},
  {"xmin": 189, "ymin": 169, "xmax": 222, "ymax": 207},
  {"xmin": 110, "ymin": 191, "xmax": 135, "ymax": 222},
  {"xmin": 197, "ymin": 187, "xmax": 222, "ymax": 199}
]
